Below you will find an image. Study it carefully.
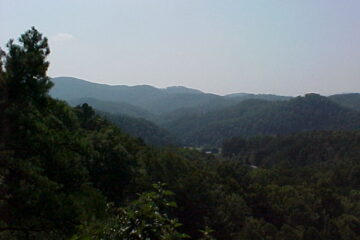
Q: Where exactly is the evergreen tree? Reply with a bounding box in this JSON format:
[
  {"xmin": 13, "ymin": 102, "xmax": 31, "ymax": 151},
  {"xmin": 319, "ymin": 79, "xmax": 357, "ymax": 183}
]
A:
[{"xmin": 0, "ymin": 27, "xmax": 106, "ymax": 239}]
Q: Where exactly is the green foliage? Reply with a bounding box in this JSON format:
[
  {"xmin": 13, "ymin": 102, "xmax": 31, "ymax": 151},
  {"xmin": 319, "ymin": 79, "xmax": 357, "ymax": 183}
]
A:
[
  {"xmin": 4, "ymin": 27, "xmax": 52, "ymax": 107},
  {"xmin": 198, "ymin": 227, "xmax": 216, "ymax": 240},
  {"xmin": 223, "ymin": 131, "xmax": 360, "ymax": 168},
  {"xmin": 0, "ymin": 28, "xmax": 107, "ymax": 239},
  {"xmin": 74, "ymin": 183, "xmax": 189, "ymax": 240}
]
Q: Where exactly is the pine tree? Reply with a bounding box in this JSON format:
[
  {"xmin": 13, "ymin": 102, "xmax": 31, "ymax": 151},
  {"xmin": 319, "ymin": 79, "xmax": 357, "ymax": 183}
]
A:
[{"xmin": 0, "ymin": 27, "xmax": 106, "ymax": 239}]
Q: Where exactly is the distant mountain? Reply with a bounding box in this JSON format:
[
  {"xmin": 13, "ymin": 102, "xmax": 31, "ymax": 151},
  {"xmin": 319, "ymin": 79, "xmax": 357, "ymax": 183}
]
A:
[
  {"xmin": 329, "ymin": 93, "xmax": 360, "ymax": 111},
  {"xmin": 142, "ymin": 93, "xmax": 231, "ymax": 114},
  {"xmin": 225, "ymin": 93, "xmax": 292, "ymax": 101},
  {"xmin": 50, "ymin": 77, "xmax": 232, "ymax": 114},
  {"xmin": 50, "ymin": 77, "xmax": 291, "ymax": 115},
  {"xmin": 161, "ymin": 94, "xmax": 360, "ymax": 146},
  {"xmin": 158, "ymin": 98, "xmax": 235, "ymax": 125},
  {"xmin": 68, "ymin": 97, "xmax": 155, "ymax": 121},
  {"xmin": 157, "ymin": 93, "xmax": 291, "ymax": 123},
  {"xmin": 164, "ymin": 86, "xmax": 203, "ymax": 94},
  {"xmin": 49, "ymin": 77, "xmax": 360, "ymax": 147},
  {"xmin": 50, "ymin": 77, "xmax": 168, "ymax": 107}
]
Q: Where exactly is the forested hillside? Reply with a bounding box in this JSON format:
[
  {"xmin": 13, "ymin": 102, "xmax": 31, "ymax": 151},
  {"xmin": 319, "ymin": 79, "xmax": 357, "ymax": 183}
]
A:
[
  {"xmin": 162, "ymin": 94, "xmax": 360, "ymax": 146},
  {"xmin": 223, "ymin": 131, "xmax": 360, "ymax": 167},
  {"xmin": 100, "ymin": 111, "xmax": 179, "ymax": 146},
  {"xmin": 65, "ymin": 99, "xmax": 179, "ymax": 146},
  {"xmin": 1, "ymin": 28, "xmax": 360, "ymax": 240},
  {"xmin": 329, "ymin": 93, "xmax": 360, "ymax": 112},
  {"xmin": 68, "ymin": 97, "xmax": 155, "ymax": 120},
  {"xmin": 52, "ymin": 77, "xmax": 360, "ymax": 148},
  {"xmin": 225, "ymin": 92, "xmax": 292, "ymax": 101}
]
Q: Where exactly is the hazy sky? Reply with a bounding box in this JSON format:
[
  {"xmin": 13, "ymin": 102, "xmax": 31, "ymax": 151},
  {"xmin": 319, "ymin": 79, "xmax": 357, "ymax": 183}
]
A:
[{"xmin": 1, "ymin": 0, "xmax": 360, "ymax": 96}]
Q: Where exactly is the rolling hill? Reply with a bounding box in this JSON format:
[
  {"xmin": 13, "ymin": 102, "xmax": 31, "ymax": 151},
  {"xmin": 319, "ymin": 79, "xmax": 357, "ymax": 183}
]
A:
[
  {"xmin": 100, "ymin": 112, "xmax": 179, "ymax": 146},
  {"xmin": 161, "ymin": 94, "xmax": 360, "ymax": 146},
  {"xmin": 50, "ymin": 77, "xmax": 291, "ymax": 115},
  {"xmin": 329, "ymin": 93, "xmax": 360, "ymax": 111},
  {"xmin": 68, "ymin": 97, "xmax": 155, "ymax": 120},
  {"xmin": 50, "ymin": 77, "xmax": 360, "ymax": 148}
]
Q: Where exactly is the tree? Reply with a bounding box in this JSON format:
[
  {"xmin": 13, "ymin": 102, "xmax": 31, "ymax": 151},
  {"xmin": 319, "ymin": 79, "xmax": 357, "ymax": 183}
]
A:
[
  {"xmin": 4, "ymin": 26, "xmax": 52, "ymax": 106},
  {"xmin": 0, "ymin": 27, "xmax": 106, "ymax": 239}
]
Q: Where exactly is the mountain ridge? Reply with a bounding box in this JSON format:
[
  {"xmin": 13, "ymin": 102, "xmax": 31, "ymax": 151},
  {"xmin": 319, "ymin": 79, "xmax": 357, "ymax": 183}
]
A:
[
  {"xmin": 50, "ymin": 77, "xmax": 360, "ymax": 148},
  {"xmin": 50, "ymin": 76, "xmax": 292, "ymax": 114}
]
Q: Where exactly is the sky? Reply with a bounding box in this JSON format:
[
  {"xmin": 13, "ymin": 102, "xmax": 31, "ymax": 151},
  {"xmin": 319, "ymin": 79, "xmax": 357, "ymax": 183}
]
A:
[{"xmin": 1, "ymin": 0, "xmax": 360, "ymax": 96}]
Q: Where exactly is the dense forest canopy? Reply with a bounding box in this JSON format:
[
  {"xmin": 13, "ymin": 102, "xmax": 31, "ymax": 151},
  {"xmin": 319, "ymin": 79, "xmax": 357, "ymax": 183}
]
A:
[{"xmin": 1, "ymin": 28, "xmax": 360, "ymax": 240}]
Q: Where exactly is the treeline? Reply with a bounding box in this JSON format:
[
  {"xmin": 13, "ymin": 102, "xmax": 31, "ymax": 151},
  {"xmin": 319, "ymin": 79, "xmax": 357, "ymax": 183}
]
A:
[{"xmin": 1, "ymin": 28, "xmax": 360, "ymax": 240}]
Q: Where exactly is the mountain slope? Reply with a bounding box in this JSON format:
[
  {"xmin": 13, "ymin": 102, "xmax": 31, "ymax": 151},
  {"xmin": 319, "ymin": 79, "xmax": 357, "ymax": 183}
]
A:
[
  {"xmin": 225, "ymin": 93, "xmax": 292, "ymax": 102},
  {"xmin": 50, "ymin": 77, "xmax": 291, "ymax": 115},
  {"xmin": 162, "ymin": 94, "xmax": 360, "ymax": 146},
  {"xmin": 50, "ymin": 77, "xmax": 168, "ymax": 107},
  {"xmin": 143, "ymin": 93, "xmax": 230, "ymax": 114},
  {"xmin": 164, "ymin": 86, "xmax": 203, "ymax": 94},
  {"xmin": 329, "ymin": 93, "xmax": 360, "ymax": 111},
  {"xmin": 50, "ymin": 77, "xmax": 229, "ymax": 114},
  {"xmin": 101, "ymin": 112, "xmax": 179, "ymax": 146},
  {"xmin": 68, "ymin": 97, "xmax": 155, "ymax": 120}
]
